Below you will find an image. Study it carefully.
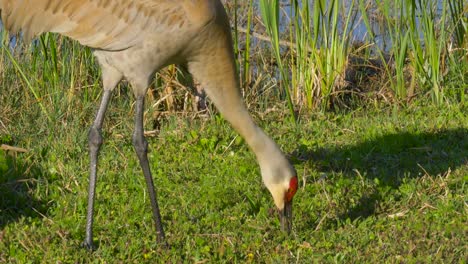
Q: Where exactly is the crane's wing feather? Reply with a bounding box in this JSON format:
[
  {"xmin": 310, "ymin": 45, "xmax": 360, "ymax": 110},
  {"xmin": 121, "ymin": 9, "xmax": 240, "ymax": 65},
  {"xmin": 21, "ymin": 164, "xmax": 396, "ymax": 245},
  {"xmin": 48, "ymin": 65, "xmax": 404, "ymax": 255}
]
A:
[{"xmin": 0, "ymin": 0, "xmax": 206, "ymax": 51}]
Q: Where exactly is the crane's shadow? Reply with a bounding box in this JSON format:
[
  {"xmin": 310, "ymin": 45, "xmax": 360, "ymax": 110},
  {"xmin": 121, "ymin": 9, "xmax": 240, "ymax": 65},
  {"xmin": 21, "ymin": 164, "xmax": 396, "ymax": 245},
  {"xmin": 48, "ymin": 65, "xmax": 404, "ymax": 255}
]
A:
[
  {"xmin": 0, "ymin": 151, "xmax": 49, "ymax": 228},
  {"xmin": 291, "ymin": 128, "xmax": 467, "ymax": 224}
]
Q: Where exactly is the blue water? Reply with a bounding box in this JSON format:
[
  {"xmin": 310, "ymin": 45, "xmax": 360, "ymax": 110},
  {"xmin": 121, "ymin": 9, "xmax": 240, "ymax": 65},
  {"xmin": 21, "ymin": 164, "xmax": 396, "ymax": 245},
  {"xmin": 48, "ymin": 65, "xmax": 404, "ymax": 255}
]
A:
[
  {"xmin": 251, "ymin": 0, "xmax": 450, "ymax": 53},
  {"xmin": 277, "ymin": 0, "xmax": 448, "ymax": 51}
]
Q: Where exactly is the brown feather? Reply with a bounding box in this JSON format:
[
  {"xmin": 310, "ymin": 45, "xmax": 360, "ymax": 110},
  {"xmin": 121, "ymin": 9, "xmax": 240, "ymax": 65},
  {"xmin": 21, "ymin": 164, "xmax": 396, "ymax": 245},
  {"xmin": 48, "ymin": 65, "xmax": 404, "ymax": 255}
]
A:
[{"xmin": 0, "ymin": 0, "xmax": 215, "ymax": 50}]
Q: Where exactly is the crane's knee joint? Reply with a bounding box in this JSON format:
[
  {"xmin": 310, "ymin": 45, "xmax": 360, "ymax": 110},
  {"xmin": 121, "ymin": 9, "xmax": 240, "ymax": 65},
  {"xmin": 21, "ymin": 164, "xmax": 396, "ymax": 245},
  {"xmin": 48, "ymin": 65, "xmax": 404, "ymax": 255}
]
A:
[
  {"xmin": 88, "ymin": 127, "xmax": 103, "ymax": 149},
  {"xmin": 132, "ymin": 134, "xmax": 148, "ymax": 155}
]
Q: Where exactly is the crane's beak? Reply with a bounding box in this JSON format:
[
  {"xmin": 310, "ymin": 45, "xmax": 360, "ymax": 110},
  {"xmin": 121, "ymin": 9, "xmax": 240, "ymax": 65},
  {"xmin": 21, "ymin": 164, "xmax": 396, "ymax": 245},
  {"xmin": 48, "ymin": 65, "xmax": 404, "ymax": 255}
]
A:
[{"xmin": 279, "ymin": 199, "xmax": 293, "ymax": 233}]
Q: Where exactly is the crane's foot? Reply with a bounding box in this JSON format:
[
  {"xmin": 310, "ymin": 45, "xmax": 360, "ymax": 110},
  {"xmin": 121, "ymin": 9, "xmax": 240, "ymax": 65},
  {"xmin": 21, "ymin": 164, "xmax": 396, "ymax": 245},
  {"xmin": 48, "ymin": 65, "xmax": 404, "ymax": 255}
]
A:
[
  {"xmin": 159, "ymin": 241, "xmax": 170, "ymax": 250},
  {"xmin": 158, "ymin": 238, "xmax": 169, "ymax": 249},
  {"xmin": 81, "ymin": 239, "xmax": 97, "ymax": 251}
]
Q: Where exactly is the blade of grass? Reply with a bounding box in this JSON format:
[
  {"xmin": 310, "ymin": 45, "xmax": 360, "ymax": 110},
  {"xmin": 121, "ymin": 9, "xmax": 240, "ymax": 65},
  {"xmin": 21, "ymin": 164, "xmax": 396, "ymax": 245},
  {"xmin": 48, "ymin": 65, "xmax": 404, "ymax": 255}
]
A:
[
  {"xmin": 259, "ymin": 0, "xmax": 296, "ymax": 122},
  {"xmin": 2, "ymin": 45, "xmax": 51, "ymax": 122}
]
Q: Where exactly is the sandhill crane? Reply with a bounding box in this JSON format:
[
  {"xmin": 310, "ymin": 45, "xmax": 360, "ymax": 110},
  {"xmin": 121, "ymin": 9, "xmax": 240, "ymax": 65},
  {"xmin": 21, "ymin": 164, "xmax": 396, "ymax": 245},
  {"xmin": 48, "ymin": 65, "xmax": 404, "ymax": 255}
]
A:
[{"xmin": 0, "ymin": 0, "xmax": 298, "ymax": 249}]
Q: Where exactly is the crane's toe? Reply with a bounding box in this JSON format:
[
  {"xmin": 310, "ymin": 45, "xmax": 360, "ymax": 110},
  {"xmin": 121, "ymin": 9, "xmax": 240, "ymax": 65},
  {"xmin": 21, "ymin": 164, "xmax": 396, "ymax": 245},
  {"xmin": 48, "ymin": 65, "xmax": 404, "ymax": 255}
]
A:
[{"xmin": 81, "ymin": 240, "xmax": 97, "ymax": 251}]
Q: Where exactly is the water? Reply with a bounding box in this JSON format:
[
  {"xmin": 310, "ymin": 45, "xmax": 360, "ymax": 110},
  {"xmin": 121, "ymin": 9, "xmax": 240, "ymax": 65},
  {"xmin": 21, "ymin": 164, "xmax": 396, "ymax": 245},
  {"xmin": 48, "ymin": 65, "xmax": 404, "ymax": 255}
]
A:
[{"xmin": 271, "ymin": 0, "xmax": 450, "ymax": 51}]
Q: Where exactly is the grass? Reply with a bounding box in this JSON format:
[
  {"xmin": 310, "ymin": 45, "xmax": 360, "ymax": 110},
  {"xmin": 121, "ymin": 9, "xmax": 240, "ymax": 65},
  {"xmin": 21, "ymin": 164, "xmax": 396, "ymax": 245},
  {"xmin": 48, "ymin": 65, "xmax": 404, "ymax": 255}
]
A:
[{"xmin": 1, "ymin": 91, "xmax": 466, "ymax": 262}]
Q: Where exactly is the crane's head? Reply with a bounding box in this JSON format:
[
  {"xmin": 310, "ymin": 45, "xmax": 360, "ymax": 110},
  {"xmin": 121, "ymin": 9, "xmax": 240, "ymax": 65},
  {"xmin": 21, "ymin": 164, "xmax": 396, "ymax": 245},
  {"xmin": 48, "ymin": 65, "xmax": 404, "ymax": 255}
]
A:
[{"xmin": 260, "ymin": 157, "xmax": 298, "ymax": 234}]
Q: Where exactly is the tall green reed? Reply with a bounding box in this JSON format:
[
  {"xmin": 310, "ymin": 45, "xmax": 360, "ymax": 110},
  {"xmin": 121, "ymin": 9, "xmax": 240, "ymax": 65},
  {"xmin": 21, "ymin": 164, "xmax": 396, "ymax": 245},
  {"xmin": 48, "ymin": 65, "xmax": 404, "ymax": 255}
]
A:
[
  {"xmin": 360, "ymin": 0, "xmax": 410, "ymax": 101},
  {"xmin": 360, "ymin": 0, "xmax": 466, "ymax": 104},
  {"xmin": 1, "ymin": 32, "xmax": 100, "ymax": 120},
  {"xmin": 260, "ymin": 0, "xmax": 355, "ymax": 114},
  {"xmin": 259, "ymin": 0, "xmax": 296, "ymax": 120},
  {"xmin": 1, "ymin": 34, "xmax": 52, "ymax": 121},
  {"xmin": 408, "ymin": 0, "xmax": 464, "ymax": 104},
  {"xmin": 307, "ymin": 0, "xmax": 354, "ymax": 110},
  {"xmin": 448, "ymin": 1, "xmax": 468, "ymax": 50},
  {"xmin": 416, "ymin": 0, "xmax": 448, "ymax": 105},
  {"xmin": 242, "ymin": 0, "xmax": 254, "ymax": 88},
  {"xmin": 447, "ymin": 0, "xmax": 467, "ymax": 102}
]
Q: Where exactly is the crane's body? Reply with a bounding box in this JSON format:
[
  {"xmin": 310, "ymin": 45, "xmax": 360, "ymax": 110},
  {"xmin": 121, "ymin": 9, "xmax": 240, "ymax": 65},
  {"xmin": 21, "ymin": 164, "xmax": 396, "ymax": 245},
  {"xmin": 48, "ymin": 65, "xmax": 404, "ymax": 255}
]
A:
[{"xmin": 0, "ymin": 0, "xmax": 298, "ymax": 249}]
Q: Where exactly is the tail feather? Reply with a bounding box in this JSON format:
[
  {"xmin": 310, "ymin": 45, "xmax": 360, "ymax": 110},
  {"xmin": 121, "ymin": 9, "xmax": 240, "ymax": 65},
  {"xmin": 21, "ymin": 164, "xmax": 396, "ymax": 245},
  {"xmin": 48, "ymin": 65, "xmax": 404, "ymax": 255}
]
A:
[{"xmin": 1, "ymin": 0, "xmax": 78, "ymax": 43}]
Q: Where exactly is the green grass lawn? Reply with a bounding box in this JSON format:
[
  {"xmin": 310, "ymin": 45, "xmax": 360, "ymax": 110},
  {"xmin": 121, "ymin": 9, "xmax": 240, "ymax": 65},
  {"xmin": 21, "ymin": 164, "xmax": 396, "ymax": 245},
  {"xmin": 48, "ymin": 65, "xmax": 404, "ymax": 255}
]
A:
[{"xmin": 0, "ymin": 96, "xmax": 466, "ymax": 262}]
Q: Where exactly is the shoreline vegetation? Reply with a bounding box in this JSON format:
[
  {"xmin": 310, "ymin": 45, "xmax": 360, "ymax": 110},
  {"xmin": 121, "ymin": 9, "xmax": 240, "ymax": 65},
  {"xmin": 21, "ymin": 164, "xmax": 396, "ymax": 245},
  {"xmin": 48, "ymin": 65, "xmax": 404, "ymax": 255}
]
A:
[
  {"xmin": 1, "ymin": 0, "xmax": 466, "ymax": 116},
  {"xmin": 1, "ymin": 0, "xmax": 467, "ymax": 262}
]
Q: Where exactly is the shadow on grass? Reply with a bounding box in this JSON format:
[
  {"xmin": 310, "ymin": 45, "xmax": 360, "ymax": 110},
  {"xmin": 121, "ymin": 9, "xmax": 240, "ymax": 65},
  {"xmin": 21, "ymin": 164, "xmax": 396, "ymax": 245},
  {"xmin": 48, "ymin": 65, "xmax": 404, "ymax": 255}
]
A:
[
  {"xmin": 0, "ymin": 150, "xmax": 49, "ymax": 228},
  {"xmin": 292, "ymin": 128, "xmax": 467, "ymax": 222}
]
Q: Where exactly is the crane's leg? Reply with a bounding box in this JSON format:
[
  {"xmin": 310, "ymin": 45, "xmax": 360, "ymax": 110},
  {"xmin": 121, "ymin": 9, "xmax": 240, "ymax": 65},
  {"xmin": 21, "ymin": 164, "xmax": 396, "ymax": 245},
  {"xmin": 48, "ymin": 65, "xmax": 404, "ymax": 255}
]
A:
[
  {"xmin": 82, "ymin": 62, "xmax": 122, "ymax": 250},
  {"xmin": 82, "ymin": 90, "xmax": 112, "ymax": 250},
  {"xmin": 133, "ymin": 95, "xmax": 166, "ymax": 244}
]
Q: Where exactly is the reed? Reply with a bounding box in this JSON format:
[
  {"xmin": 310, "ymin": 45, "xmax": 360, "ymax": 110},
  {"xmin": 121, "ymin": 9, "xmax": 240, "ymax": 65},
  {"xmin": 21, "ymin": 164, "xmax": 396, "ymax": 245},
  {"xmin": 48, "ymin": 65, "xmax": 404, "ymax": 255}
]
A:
[
  {"xmin": 416, "ymin": 0, "xmax": 447, "ymax": 105},
  {"xmin": 446, "ymin": 0, "xmax": 467, "ymax": 102},
  {"xmin": 242, "ymin": 0, "xmax": 254, "ymax": 88},
  {"xmin": 359, "ymin": 0, "xmax": 467, "ymax": 104},
  {"xmin": 357, "ymin": 0, "xmax": 406, "ymax": 101},
  {"xmin": 259, "ymin": 0, "xmax": 296, "ymax": 120},
  {"xmin": 309, "ymin": 0, "xmax": 354, "ymax": 110},
  {"xmin": 1, "ymin": 33, "xmax": 101, "ymax": 122}
]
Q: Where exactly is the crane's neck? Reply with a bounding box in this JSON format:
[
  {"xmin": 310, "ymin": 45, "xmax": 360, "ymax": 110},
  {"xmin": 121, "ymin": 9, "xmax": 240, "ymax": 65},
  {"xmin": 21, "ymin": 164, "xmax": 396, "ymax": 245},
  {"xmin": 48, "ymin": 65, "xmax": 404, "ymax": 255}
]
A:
[
  {"xmin": 186, "ymin": 24, "xmax": 292, "ymax": 185},
  {"xmin": 239, "ymin": 116, "xmax": 288, "ymax": 171},
  {"xmin": 239, "ymin": 119, "xmax": 281, "ymax": 159}
]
